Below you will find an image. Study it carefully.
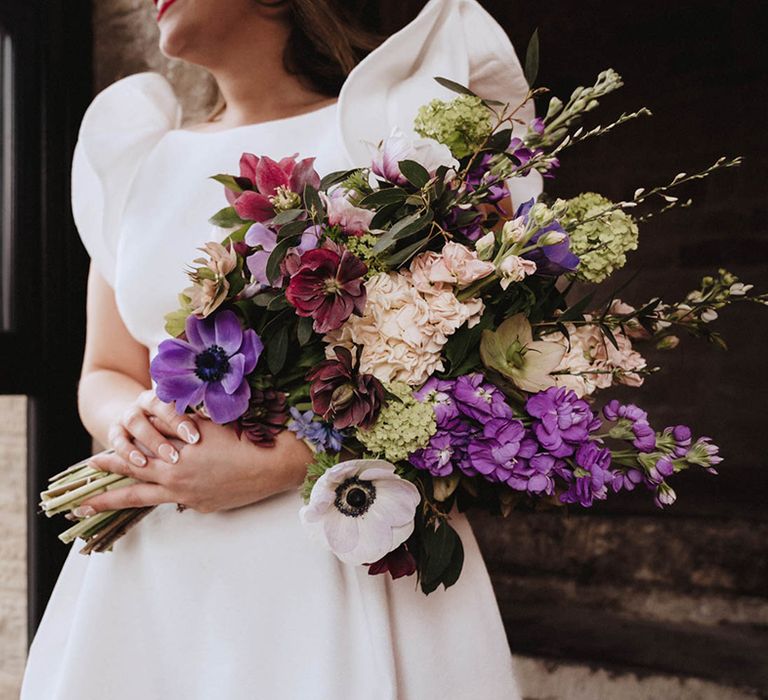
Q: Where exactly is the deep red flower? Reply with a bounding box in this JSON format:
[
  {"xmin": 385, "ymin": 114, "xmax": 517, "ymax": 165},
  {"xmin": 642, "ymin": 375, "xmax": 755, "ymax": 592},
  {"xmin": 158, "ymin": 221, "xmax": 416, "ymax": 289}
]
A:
[
  {"xmin": 235, "ymin": 388, "xmax": 288, "ymax": 446},
  {"xmin": 226, "ymin": 153, "xmax": 321, "ymax": 222},
  {"xmin": 367, "ymin": 543, "xmax": 417, "ymax": 580},
  {"xmin": 285, "ymin": 242, "xmax": 367, "ymax": 334},
  {"xmin": 306, "ymin": 346, "xmax": 383, "ymax": 430}
]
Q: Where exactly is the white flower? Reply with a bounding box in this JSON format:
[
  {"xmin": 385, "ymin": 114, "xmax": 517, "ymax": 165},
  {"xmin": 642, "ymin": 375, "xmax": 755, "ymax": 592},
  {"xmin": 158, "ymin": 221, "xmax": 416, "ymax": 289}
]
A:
[
  {"xmin": 501, "ymin": 217, "xmax": 528, "ymax": 244},
  {"xmin": 497, "ymin": 255, "xmax": 537, "ymax": 289},
  {"xmin": 475, "ymin": 231, "xmax": 496, "ymax": 260},
  {"xmin": 299, "ymin": 459, "xmax": 421, "ymax": 565},
  {"xmin": 370, "ymin": 127, "xmax": 459, "ymax": 187}
]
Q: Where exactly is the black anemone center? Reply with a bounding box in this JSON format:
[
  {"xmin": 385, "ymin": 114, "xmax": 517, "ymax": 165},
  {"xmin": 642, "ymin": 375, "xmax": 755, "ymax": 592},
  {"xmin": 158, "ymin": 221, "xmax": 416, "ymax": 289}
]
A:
[
  {"xmin": 334, "ymin": 477, "xmax": 376, "ymax": 518},
  {"xmin": 194, "ymin": 344, "xmax": 230, "ymax": 382}
]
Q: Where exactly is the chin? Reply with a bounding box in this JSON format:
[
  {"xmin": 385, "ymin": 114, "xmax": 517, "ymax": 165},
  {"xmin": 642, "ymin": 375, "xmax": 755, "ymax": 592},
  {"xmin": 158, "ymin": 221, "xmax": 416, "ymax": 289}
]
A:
[{"xmin": 154, "ymin": 0, "xmax": 265, "ymax": 65}]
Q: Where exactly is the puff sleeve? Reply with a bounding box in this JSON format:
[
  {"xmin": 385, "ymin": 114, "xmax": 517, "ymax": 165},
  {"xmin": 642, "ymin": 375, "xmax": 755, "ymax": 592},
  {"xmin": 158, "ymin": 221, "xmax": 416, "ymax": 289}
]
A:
[
  {"xmin": 71, "ymin": 71, "xmax": 181, "ymax": 288},
  {"xmin": 337, "ymin": 0, "xmax": 542, "ymax": 209}
]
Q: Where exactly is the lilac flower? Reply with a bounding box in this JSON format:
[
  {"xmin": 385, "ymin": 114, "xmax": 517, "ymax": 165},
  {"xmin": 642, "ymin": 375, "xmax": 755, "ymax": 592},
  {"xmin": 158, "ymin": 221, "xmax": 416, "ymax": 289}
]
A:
[
  {"xmin": 287, "ymin": 407, "xmax": 345, "ymax": 453},
  {"xmin": 631, "ymin": 420, "xmax": 657, "ymax": 453},
  {"xmin": 466, "ymin": 153, "xmax": 509, "ymax": 206},
  {"xmin": 603, "ymin": 400, "xmax": 656, "ymax": 452},
  {"xmin": 150, "ymin": 309, "xmax": 262, "ymax": 424},
  {"xmin": 667, "ymin": 425, "xmax": 693, "ymax": 458},
  {"xmin": 645, "ymin": 455, "xmax": 675, "ymax": 486},
  {"xmin": 526, "ymin": 386, "xmax": 601, "ymax": 458},
  {"xmin": 414, "ymin": 377, "xmax": 459, "ymax": 426},
  {"xmin": 560, "ymin": 441, "xmax": 613, "ymax": 507},
  {"xmin": 603, "ymin": 400, "xmax": 648, "ymax": 423},
  {"xmin": 453, "ymin": 373, "xmax": 514, "ymax": 423}
]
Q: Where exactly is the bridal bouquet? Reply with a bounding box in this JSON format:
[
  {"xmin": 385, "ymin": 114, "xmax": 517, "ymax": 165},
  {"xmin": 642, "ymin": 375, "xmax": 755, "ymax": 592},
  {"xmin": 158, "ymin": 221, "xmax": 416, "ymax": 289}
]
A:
[{"xmin": 43, "ymin": 56, "xmax": 766, "ymax": 592}]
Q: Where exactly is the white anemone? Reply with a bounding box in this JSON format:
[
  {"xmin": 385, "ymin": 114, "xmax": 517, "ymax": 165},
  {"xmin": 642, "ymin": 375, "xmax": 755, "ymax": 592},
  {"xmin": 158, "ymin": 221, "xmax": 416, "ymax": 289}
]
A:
[{"xmin": 299, "ymin": 459, "xmax": 421, "ymax": 565}]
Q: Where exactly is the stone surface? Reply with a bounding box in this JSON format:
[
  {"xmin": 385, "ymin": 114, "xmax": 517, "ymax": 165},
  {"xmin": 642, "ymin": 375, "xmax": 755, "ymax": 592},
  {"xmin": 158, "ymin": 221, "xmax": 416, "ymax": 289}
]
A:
[{"xmin": 0, "ymin": 396, "xmax": 27, "ymax": 700}]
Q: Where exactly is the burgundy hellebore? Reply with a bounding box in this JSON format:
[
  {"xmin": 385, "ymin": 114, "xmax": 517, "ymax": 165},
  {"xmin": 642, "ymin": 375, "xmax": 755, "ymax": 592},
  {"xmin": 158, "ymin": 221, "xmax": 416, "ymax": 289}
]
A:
[
  {"xmin": 306, "ymin": 346, "xmax": 383, "ymax": 430},
  {"xmin": 227, "ymin": 152, "xmax": 321, "ymax": 223},
  {"xmin": 285, "ymin": 242, "xmax": 367, "ymax": 334}
]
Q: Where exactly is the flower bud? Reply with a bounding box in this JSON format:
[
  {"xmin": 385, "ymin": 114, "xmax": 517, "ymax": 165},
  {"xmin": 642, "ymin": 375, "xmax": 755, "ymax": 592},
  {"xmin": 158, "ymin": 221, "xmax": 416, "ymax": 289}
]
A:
[
  {"xmin": 501, "ymin": 217, "xmax": 528, "ymax": 245},
  {"xmin": 656, "ymin": 335, "xmax": 680, "ymax": 350},
  {"xmin": 475, "ymin": 231, "xmax": 496, "ymax": 260},
  {"xmin": 538, "ymin": 230, "xmax": 567, "ymax": 247}
]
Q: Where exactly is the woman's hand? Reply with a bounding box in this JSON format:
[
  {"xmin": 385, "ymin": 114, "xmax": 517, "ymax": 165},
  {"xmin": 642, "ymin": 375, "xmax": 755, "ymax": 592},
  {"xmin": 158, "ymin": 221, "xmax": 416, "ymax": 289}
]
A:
[{"xmin": 74, "ymin": 410, "xmax": 314, "ymax": 516}]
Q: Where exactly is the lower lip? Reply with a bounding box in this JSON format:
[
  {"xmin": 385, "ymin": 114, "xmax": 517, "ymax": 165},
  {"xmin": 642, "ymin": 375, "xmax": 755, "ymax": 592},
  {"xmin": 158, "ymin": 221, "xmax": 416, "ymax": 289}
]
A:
[{"xmin": 156, "ymin": 0, "xmax": 180, "ymax": 21}]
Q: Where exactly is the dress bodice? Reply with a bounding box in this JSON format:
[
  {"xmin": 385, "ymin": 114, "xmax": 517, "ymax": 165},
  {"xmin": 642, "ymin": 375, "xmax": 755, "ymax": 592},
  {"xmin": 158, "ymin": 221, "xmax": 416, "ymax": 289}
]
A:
[{"xmin": 70, "ymin": 0, "xmax": 543, "ymax": 366}]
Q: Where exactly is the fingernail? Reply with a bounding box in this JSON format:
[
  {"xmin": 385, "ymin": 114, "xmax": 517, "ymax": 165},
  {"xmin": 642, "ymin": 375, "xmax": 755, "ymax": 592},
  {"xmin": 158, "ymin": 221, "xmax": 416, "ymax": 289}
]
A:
[
  {"xmin": 73, "ymin": 505, "xmax": 96, "ymax": 517},
  {"xmin": 159, "ymin": 443, "xmax": 179, "ymax": 464},
  {"xmin": 130, "ymin": 450, "xmax": 148, "ymax": 467},
  {"xmin": 178, "ymin": 421, "xmax": 199, "ymax": 444}
]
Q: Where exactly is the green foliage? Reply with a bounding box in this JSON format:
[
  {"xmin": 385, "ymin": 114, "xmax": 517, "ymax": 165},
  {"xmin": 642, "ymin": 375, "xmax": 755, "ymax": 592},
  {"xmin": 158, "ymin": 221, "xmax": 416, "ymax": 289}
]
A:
[{"xmin": 300, "ymin": 451, "xmax": 341, "ymax": 503}]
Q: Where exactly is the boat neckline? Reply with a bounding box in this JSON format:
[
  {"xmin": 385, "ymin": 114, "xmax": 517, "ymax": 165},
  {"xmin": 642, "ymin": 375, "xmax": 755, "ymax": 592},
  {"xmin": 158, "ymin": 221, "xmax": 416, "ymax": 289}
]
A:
[{"xmin": 168, "ymin": 100, "xmax": 339, "ymax": 136}]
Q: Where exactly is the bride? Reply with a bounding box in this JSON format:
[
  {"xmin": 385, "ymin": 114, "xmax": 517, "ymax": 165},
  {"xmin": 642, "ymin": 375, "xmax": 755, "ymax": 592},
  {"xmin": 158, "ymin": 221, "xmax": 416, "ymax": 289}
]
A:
[{"xmin": 21, "ymin": 0, "xmax": 539, "ymax": 697}]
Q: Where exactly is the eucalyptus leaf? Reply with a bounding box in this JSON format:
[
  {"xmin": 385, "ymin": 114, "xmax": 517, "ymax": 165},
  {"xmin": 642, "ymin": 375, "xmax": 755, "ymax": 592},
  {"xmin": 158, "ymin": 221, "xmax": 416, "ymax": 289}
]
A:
[
  {"xmin": 265, "ymin": 235, "xmax": 300, "ymax": 285},
  {"xmin": 359, "ymin": 187, "xmax": 408, "ymax": 208},
  {"xmin": 209, "ymin": 173, "xmax": 245, "ymax": 193},
  {"xmin": 392, "ymin": 210, "xmax": 433, "ymax": 240},
  {"xmin": 370, "ymin": 201, "xmax": 403, "ymax": 230},
  {"xmin": 277, "ymin": 220, "xmax": 309, "ymax": 240},
  {"xmin": 398, "ymin": 159, "xmax": 431, "ymax": 189},
  {"xmin": 271, "ymin": 208, "xmax": 304, "ymax": 225},
  {"xmin": 319, "ymin": 169, "xmax": 356, "ymax": 190},
  {"xmin": 297, "ymin": 316, "xmax": 315, "ymax": 346},
  {"xmin": 303, "ymin": 184, "xmax": 326, "ymax": 220},
  {"xmin": 525, "ymin": 28, "xmax": 540, "ymax": 86},
  {"xmin": 209, "ymin": 206, "xmax": 247, "ymax": 229},
  {"xmin": 266, "ymin": 323, "xmax": 289, "ymax": 375},
  {"xmin": 383, "ymin": 236, "xmax": 432, "ymax": 268},
  {"xmin": 434, "ymin": 76, "xmax": 478, "ymax": 98}
]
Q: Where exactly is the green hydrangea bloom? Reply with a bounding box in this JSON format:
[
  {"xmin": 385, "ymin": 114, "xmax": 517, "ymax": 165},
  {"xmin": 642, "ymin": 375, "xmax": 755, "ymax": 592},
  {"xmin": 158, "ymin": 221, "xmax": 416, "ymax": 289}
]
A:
[
  {"xmin": 561, "ymin": 192, "xmax": 639, "ymax": 283},
  {"xmin": 414, "ymin": 95, "xmax": 493, "ymax": 158},
  {"xmin": 342, "ymin": 233, "xmax": 387, "ymax": 276},
  {"xmin": 356, "ymin": 383, "xmax": 436, "ymax": 462}
]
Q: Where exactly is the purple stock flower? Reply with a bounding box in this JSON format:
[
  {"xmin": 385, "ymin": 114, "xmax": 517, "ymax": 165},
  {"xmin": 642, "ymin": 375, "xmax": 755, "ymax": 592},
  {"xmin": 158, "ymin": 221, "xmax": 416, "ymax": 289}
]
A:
[
  {"xmin": 514, "ymin": 199, "xmax": 579, "ymax": 275},
  {"xmin": 631, "ymin": 420, "xmax": 657, "ymax": 453},
  {"xmin": 414, "ymin": 377, "xmax": 460, "ymax": 426},
  {"xmin": 453, "ymin": 373, "xmax": 514, "ymax": 422},
  {"xmin": 611, "ymin": 467, "xmax": 645, "ymax": 493},
  {"xmin": 526, "ymin": 387, "xmax": 601, "ymax": 458},
  {"xmin": 603, "ymin": 400, "xmax": 648, "ymax": 423},
  {"xmin": 668, "ymin": 425, "xmax": 693, "ymax": 458},
  {"xmin": 411, "ymin": 431, "xmax": 463, "ymax": 478},
  {"xmin": 466, "ymin": 153, "xmax": 509, "ymax": 206},
  {"xmin": 150, "ymin": 309, "xmax": 263, "ymax": 424},
  {"xmin": 465, "ymin": 417, "xmax": 529, "ymax": 482},
  {"xmin": 646, "ymin": 455, "xmax": 675, "ymax": 486},
  {"xmin": 560, "ymin": 441, "xmax": 613, "ymax": 507}
]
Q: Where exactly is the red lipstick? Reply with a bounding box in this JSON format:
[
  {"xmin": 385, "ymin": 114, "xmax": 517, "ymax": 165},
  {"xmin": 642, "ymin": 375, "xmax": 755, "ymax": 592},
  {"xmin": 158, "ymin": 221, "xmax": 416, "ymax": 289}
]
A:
[{"xmin": 156, "ymin": 0, "xmax": 180, "ymax": 22}]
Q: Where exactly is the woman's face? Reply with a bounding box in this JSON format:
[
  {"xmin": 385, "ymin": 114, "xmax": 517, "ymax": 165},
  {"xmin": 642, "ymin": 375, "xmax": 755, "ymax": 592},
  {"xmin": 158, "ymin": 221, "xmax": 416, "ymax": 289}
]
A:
[{"xmin": 152, "ymin": 0, "xmax": 286, "ymax": 66}]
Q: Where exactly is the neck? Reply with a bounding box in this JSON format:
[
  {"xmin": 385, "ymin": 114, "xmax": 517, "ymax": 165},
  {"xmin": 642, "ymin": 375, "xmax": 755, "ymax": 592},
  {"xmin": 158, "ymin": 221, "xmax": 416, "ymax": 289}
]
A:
[{"xmin": 197, "ymin": 16, "xmax": 334, "ymax": 127}]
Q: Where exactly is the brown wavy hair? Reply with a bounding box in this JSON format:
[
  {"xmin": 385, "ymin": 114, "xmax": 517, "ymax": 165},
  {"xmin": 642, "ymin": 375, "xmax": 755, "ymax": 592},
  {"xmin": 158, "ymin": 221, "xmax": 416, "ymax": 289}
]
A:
[{"xmin": 205, "ymin": 0, "xmax": 425, "ymax": 121}]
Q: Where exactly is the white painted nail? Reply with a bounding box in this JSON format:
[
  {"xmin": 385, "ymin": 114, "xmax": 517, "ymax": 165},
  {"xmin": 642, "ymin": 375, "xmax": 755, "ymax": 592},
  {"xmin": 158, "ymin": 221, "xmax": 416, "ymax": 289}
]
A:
[
  {"xmin": 159, "ymin": 443, "xmax": 179, "ymax": 464},
  {"xmin": 73, "ymin": 505, "xmax": 96, "ymax": 518},
  {"xmin": 130, "ymin": 450, "xmax": 147, "ymax": 467},
  {"xmin": 178, "ymin": 421, "xmax": 199, "ymax": 444}
]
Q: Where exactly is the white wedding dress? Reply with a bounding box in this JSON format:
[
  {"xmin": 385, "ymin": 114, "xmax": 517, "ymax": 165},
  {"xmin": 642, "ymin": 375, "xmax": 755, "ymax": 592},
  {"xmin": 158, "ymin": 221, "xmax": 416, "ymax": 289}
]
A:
[{"xmin": 20, "ymin": 1, "xmax": 541, "ymax": 697}]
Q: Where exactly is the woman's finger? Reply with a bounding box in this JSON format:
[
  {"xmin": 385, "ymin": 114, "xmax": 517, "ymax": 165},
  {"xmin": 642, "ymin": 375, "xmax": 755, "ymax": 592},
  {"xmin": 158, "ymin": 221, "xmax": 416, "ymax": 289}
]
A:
[
  {"xmin": 120, "ymin": 403, "xmax": 181, "ymax": 465},
  {"xmin": 140, "ymin": 391, "xmax": 200, "ymax": 446},
  {"xmin": 75, "ymin": 482, "xmax": 175, "ymax": 514},
  {"xmin": 107, "ymin": 423, "xmax": 148, "ymax": 468},
  {"xmin": 87, "ymin": 451, "xmax": 169, "ymax": 485}
]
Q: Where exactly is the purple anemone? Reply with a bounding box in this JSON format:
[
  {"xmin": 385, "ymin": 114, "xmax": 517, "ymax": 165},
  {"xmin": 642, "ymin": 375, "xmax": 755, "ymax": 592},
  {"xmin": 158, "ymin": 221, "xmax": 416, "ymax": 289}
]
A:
[{"xmin": 150, "ymin": 309, "xmax": 263, "ymax": 424}]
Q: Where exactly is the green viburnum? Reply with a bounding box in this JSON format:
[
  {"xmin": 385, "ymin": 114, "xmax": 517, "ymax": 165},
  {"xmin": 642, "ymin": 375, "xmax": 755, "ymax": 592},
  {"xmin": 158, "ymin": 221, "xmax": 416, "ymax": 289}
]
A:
[
  {"xmin": 300, "ymin": 450, "xmax": 340, "ymax": 503},
  {"xmin": 356, "ymin": 382, "xmax": 436, "ymax": 462},
  {"xmin": 342, "ymin": 233, "xmax": 387, "ymax": 276},
  {"xmin": 561, "ymin": 192, "xmax": 639, "ymax": 283},
  {"xmin": 414, "ymin": 94, "xmax": 493, "ymax": 158}
]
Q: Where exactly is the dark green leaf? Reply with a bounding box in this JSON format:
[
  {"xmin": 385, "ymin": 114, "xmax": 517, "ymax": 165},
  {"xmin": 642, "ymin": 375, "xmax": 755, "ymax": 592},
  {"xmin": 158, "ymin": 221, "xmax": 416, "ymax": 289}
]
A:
[
  {"xmin": 434, "ymin": 76, "xmax": 478, "ymax": 98},
  {"xmin": 391, "ymin": 209, "xmax": 433, "ymax": 240},
  {"xmin": 398, "ymin": 160, "xmax": 431, "ymax": 189},
  {"xmin": 208, "ymin": 206, "xmax": 246, "ymax": 229},
  {"xmin": 383, "ymin": 236, "xmax": 432, "ymax": 268},
  {"xmin": 485, "ymin": 128, "xmax": 513, "ymax": 152},
  {"xmin": 525, "ymin": 29, "xmax": 540, "ymax": 86},
  {"xmin": 266, "ymin": 323, "xmax": 289, "ymax": 375},
  {"xmin": 369, "ymin": 201, "xmax": 403, "ymax": 230},
  {"xmin": 370, "ymin": 228, "xmax": 398, "ymax": 256},
  {"xmin": 441, "ymin": 534, "xmax": 465, "ymax": 589},
  {"xmin": 559, "ymin": 291, "xmax": 596, "ymax": 322},
  {"xmin": 209, "ymin": 173, "xmax": 245, "ymax": 193},
  {"xmin": 277, "ymin": 220, "xmax": 309, "ymax": 240},
  {"xmin": 601, "ymin": 323, "xmax": 619, "ymax": 350},
  {"xmin": 267, "ymin": 294, "xmax": 290, "ymax": 311},
  {"xmin": 359, "ymin": 187, "xmax": 408, "ymax": 208},
  {"xmin": 221, "ymin": 223, "xmax": 252, "ymax": 245},
  {"xmin": 420, "ymin": 519, "xmax": 460, "ymax": 593},
  {"xmin": 271, "ymin": 208, "xmax": 304, "ymax": 225},
  {"xmin": 265, "ymin": 235, "xmax": 300, "ymax": 285},
  {"xmin": 319, "ymin": 169, "xmax": 356, "ymax": 190},
  {"xmin": 443, "ymin": 312, "xmax": 493, "ymax": 375},
  {"xmin": 297, "ymin": 316, "xmax": 315, "ymax": 346},
  {"xmin": 303, "ymin": 184, "xmax": 325, "ymax": 220}
]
